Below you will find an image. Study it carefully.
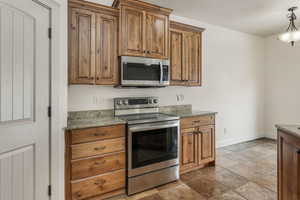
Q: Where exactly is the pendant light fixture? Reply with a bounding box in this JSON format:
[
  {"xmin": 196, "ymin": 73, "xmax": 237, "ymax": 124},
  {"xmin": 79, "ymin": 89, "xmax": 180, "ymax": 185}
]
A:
[{"xmin": 278, "ymin": 7, "xmax": 300, "ymax": 46}]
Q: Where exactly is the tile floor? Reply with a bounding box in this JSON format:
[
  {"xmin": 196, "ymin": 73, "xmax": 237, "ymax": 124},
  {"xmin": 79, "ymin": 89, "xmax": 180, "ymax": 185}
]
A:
[{"xmin": 109, "ymin": 138, "xmax": 277, "ymax": 200}]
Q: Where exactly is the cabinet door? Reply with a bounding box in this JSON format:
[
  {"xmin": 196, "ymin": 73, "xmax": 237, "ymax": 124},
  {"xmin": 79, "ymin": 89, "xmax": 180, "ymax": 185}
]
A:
[
  {"xmin": 182, "ymin": 33, "xmax": 192, "ymax": 82},
  {"xmin": 188, "ymin": 33, "xmax": 201, "ymax": 86},
  {"xmin": 170, "ymin": 29, "xmax": 185, "ymax": 85},
  {"xmin": 198, "ymin": 125, "xmax": 215, "ymax": 165},
  {"xmin": 69, "ymin": 8, "xmax": 96, "ymax": 84},
  {"xmin": 278, "ymin": 131, "xmax": 300, "ymax": 200},
  {"xmin": 95, "ymin": 14, "xmax": 118, "ymax": 85},
  {"xmin": 120, "ymin": 6, "xmax": 145, "ymax": 56},
  {"xmin": 181, "ymin": 129, "xmax": 198, "ymax": 172},
  {"xmin": 145, "ymin": 12, "xmax": 169, "ymax": 59}
]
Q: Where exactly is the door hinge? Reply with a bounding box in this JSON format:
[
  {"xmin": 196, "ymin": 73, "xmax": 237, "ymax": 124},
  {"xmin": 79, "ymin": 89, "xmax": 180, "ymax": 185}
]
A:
[
  {"xmin": 48, "ymin": 28, "xmax": 52, "ymax": 39},
  {"xmin": 48, "ymin": 185, "xmax": 52, "ymax": 196},
  {"xmin": 48, "ymin": 106, "xmax": 51, "ymax": 118}
]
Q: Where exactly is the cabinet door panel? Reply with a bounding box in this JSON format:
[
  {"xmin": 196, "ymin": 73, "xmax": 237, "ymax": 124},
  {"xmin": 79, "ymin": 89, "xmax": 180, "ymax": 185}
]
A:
[
  {"xmin": 188, "ymin": 33, "xmax": 201, "ymax": 86},
  {"xmin": 198, "ymin": 125, "xmax": 215, "ymax": 164},
  {"xmin": 181, "ymin": 132, "xmax": 198, "ymax": 172},
  {"xmin": 170, "ymin": 29, "xmax": 183, "ymax": 83},
  {"xmin": 182, "ymin": 33, "xmax": 192, "ymax": 82},
  {"xmin": 146, "ymin": 13, "xmax": 168, "ymax": 59},
  {"xmin": 278, "ymin": 132, "xmax": 300, "ymax": 200},
  {"xmin": 69, "ymin": 8, "xmax": 95, "ymax": 84},
  {"xmin": 121, "ymin": 7, "xmax": 144, "ymax": 56},
  {"xmin": 96, "ymin": 14, "xmax": 118, "ymax": 85}
]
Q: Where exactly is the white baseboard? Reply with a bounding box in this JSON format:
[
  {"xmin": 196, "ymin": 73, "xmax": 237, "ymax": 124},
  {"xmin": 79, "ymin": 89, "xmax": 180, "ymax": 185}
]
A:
[
  {"xmin": 264, "ymin": 132, "xmax": 277, "ymax": 140},
  {"xmin": 216, "ymin": 135, "xmax": 264, "ymax": 148}
]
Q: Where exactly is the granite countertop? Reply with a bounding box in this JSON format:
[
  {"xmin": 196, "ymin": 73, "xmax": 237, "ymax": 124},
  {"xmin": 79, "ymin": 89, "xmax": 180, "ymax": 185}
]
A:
[
  {"xmin": 163, "ymin": 110, "xmax": 217, "ymax": 118},
  {"xmin": 159, "ymin": 105, "xmax": 217, "ymax": 118},
  {"xmin": 67, "ymin": 117, "xmax": 126, "ymax": 130},
  {"xmin": 66, "ymin": 109, "xmax": 126, "ymax": 130},
  {"xmin": 66, "ymin": 105, "xmax": 217, "ymax": 130},
  {"xmin": 276, "ymin": 124, "xmax": 300, "ymax": 138}
]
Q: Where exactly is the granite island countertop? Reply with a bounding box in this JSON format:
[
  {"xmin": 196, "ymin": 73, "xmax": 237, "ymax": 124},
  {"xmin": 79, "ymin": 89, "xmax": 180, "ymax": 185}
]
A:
[
  {"xmin": 276, "ymin": 124, "xmax": 300, "ymax": 138},
  {"xmin": 66, "ymin": 105, "xmax": 217, "ymax": 130}
]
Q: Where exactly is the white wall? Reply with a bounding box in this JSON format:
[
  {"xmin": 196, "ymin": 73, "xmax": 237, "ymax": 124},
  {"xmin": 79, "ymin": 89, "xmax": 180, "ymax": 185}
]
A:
[
  {"xmin": 68, "ymin": 1, "xmax": 266, "ymax": 147},
  {"xmin": 264, "ymin": 35, "xmax": 300, "ymax": 139}
]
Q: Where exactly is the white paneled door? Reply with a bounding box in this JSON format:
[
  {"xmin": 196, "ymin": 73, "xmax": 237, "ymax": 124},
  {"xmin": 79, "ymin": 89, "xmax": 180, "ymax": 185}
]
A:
[{"xmin": 0, "ymin": 0, "xmax": 50, "ymax": 200}]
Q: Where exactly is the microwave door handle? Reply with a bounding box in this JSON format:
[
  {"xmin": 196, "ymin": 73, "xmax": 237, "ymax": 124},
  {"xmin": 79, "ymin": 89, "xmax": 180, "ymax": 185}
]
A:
[{"xmin": 160, "ymin": 62, "xmax": 163, "ymax": 84}]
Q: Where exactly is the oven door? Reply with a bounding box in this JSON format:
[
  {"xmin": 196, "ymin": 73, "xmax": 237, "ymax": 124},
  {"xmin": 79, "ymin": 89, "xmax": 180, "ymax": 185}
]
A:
[{"xmin": 128, "ymin": 120, "xmax": 180, "ymax": 177}]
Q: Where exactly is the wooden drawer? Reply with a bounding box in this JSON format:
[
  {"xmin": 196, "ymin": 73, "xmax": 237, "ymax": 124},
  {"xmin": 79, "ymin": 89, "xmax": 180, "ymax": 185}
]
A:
[
  {"xmin": 71, "ymin": 125, "xmax": 125, "ymax": 144},
  {"xmin": 71, "ymin": 169, "xmax": 125, "ymax": 200},
  {"xmin": 181, "ymin": 115, "xmax": 215, "ymax": 129},
  {"xmin": 71, "ymin": 152, "xmax": 125, "ymax": 180},
  {"xmin": 71, "ymin": 138, "xmax": 125, "ymax": 159},
  {"xmin": 181, "ymin": 127, "xmax": 197, "ymax": 134}
]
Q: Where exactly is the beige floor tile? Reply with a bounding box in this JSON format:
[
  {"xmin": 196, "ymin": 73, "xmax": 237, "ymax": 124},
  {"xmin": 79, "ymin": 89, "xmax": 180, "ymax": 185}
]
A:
[
  {"xmin": 184, "ymin": 177, "xmax": 230, "ymax": 198},
  {"xmin": 208, "ymin": 191, "xmax": 247, "ymax": 200},
  {"xmin": 235, "ymin": 182, "xmax": 277, "ymax": 200},
  {"xmin": 138, "ymin": 194, "xmax": 163, "ymax": 200},
  {"xmin": 215, "ymin": 156, "xmax": 240, "ymax": 168},
  {"xmin": 126, "ymin": 189, "xmax": 159, "ymax": 200},
  {"xmin": 158, "ymin": 184, "xmax": 207, "ymax": 200}
]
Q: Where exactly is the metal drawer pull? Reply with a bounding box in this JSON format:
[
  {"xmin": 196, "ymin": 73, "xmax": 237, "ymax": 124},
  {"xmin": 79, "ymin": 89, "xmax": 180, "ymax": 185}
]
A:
[
  {"xmin": 94, "ymin": 146, "xmax": 106, "ymax": 151},
  {"xmin": 94, "ymin": 160, "xmax": 106, "ymax": 166}
]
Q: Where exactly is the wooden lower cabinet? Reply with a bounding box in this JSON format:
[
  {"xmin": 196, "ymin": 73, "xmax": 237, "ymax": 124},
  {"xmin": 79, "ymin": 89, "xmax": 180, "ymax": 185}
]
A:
[
  {"xmin": 181, "ymin": 129, "xmax": 198, "ymax": 170},
  {"xmin": 198, "ymin": 125, "xmax": 215, "ymax": 164},
  {"xmin": 180, "ymin": 115, "xmax": 215, "ymax": 174},
  {"xmin": 277, "ymin": 129, "xmax": 300, "ymax": 200},
  {"xmin": 66, "ymin": 124, "xmax": 126, "ymax": 200}
]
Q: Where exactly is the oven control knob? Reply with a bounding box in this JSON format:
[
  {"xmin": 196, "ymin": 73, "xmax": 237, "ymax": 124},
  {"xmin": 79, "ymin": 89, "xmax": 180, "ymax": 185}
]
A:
[
  {"xmin": 117, "ymin": 100, "xmax": 122, "ymax": 105},
  {"xmin": 153, "ymin": 99, "xmax": 158, "ymax": 104}
]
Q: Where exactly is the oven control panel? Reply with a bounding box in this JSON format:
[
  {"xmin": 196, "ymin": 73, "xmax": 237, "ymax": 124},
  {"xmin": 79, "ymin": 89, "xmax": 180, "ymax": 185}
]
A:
[{"xmin": 114, "ymin": 97, "xmax": 159, "ymax": 110}]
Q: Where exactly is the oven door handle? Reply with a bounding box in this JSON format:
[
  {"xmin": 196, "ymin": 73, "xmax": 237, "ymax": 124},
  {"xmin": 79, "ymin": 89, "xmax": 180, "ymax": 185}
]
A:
[{"xmin": 129, "ymin": 120, "xmax": 179, "ymax": 132}]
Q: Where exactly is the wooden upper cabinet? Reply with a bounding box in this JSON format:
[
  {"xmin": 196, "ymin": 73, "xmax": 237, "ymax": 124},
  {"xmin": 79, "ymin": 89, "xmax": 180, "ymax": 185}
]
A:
[
  {"xmin": 69, "ymin": 8, "xmax": 96, "ymax": 84},
  {"xmin": 95, "ymin": 13, "xmax": 118, "ymax": 85},
  {"xmin": 145, "ymin": 12, "xmax": 169, "ymax": 58},
  {"xmin": 121, "ymin": 6, "xmax": 145, "ymax": 56},
  {"xmin": 170, "ymin": 21, "xmax": 204, "ymax": 86},
  {"xmin": 68, "ymin": 0, "xmax": 119, "ymax": 85},
  {"xmin": 170, "ymin": 30, "xmax": 184, "ymax": 82},
  {"xmin": 113, "ymin": 0, "xmax": 172, "ymax": 59}
]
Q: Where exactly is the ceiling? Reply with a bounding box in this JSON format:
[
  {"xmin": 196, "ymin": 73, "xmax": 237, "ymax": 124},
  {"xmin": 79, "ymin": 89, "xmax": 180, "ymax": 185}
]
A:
[{"xmin": 142, "ymin": 0, "xmax": 300, "ymax": 36}]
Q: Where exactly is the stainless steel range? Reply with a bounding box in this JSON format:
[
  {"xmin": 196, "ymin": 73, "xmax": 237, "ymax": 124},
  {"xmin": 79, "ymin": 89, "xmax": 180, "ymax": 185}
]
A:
[{"xmin": 114, "ymin": 97, "xmax": 180, "ymax": 195}]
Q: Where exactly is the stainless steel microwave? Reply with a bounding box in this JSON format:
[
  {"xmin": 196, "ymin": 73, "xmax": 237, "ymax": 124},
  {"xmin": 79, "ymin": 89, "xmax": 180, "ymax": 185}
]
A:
[{"xmin": 120, "ymin": 56, "xmax": 170, "ymax": 87}]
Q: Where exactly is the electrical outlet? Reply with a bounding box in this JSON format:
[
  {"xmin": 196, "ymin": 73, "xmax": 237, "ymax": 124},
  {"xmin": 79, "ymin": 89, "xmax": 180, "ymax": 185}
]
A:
[{"xmin": 224, "ymin": 128, "xmax": 227, "ymax": 135}]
